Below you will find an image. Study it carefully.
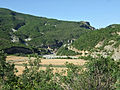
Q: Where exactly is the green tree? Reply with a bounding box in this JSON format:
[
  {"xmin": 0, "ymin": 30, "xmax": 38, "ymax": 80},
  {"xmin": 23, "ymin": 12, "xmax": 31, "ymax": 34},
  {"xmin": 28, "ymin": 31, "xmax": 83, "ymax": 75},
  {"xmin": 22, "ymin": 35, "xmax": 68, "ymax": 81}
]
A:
[
  {"xmin": 0, "ymin": 51, "xmax": 18, "ymax": 89},
  {"xmin": 86, "ymin": 56, "xmax": 120, "ymax": 89},
  {"xmin": 17, "ymin": 55, "xmax": 62, "ymax": 89},
  {"xmin": 58, "ymin": 56, "xmax": 120, "ymax": 90}
]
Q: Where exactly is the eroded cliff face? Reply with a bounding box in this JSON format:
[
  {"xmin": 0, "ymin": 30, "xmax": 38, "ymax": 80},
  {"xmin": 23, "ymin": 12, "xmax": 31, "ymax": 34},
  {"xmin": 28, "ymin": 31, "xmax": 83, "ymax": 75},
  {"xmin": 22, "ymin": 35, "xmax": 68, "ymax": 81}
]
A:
[
  {"xmin": 91, "ymin": 40, "xmax": 120, "ymax": 60},
  {"xmin": 82, "ymin": 40, "xmax": 120, "ymax": 60},
  {"xmin": 61, "ymin": 38, "xmax": 120, "ymax": 60}
]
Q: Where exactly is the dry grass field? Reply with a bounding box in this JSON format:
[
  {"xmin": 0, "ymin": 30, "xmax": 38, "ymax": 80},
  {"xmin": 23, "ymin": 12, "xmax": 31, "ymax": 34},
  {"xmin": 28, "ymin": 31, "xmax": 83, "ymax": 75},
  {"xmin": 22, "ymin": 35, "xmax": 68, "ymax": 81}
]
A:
[{"xmin": 6, "ymin": 56, "xmax": 86, "ymax": 75}]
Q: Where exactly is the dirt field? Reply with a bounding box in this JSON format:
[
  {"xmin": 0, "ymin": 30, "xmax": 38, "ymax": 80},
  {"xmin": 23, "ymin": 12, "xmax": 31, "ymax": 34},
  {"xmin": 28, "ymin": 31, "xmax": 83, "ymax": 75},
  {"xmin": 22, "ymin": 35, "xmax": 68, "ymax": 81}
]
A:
[{"xmin": 7, "ymin": 56, "xmax": 86, "ymax": 75}]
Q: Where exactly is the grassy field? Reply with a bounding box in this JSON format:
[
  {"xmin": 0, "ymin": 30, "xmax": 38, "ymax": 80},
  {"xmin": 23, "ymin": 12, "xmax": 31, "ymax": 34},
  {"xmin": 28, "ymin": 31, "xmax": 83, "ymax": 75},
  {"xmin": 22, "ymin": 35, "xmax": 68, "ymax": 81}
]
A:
[{"xmin": 6, "ymin": 56, "xmax": 86, "ymax": 75}]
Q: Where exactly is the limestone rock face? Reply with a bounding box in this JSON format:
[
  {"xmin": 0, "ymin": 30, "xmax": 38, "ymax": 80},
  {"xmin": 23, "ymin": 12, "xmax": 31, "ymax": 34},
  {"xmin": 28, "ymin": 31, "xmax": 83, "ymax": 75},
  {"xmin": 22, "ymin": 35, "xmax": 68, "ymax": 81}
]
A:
[
  {"xmin": 112, "ymin": 45, "xmax": 120, "ymax": 60},
  {"xmin": 12, "ymin": 28, "xmax": 17, "ymax": 32},
  {"xmin": 80, "ymin": 21, "xmax": 95, "ymax": 30},
  {"xmin": 93, "ymin": 41, "xmax": 120, "ymax": 60},
  {"xmin": 11, "ymin": 35, "xmax": 19, "ymax": 42},
  {"xmin": 25, "ymin": 38, "xmax": 32, "ymax": 41}
]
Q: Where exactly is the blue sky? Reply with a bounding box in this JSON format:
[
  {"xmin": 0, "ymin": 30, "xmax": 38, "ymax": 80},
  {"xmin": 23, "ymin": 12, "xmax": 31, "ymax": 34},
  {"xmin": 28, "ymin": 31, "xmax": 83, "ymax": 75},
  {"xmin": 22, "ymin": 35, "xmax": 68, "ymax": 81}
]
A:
[{"xmin": 0, "ymin": 0, "xmax": 120, "ymax": 28}]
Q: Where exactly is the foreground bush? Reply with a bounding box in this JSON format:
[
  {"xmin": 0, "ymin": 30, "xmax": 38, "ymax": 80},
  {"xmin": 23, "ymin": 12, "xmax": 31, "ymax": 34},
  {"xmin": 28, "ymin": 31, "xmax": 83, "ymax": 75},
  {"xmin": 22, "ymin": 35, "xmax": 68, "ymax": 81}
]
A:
[
  {"xmin": 0, "ymin": 51, "xmax": 18, "ymax": 89},
  {"xmin": 0, "ymin": 52, "xmax": 120, "ymax": 90}
]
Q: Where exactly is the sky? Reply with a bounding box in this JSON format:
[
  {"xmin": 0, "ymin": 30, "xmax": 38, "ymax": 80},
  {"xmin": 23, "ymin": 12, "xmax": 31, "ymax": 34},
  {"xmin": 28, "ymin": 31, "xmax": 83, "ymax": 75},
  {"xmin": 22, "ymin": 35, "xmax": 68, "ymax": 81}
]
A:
[{"xmin": 0, "ymin": 0, "xmax": 120, "ymax": 28}]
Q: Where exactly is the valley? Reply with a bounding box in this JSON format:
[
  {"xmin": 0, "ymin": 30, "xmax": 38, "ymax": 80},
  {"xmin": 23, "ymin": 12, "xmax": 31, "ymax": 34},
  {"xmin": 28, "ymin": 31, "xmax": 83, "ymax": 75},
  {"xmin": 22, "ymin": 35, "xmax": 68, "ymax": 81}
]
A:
[
  {"xmin": 6, "ymin": 56, "xmax": 86, "ymax": 75},
  {"xmin": 0, "ymin": 7, "xmax": 120, "ymax": 90}
]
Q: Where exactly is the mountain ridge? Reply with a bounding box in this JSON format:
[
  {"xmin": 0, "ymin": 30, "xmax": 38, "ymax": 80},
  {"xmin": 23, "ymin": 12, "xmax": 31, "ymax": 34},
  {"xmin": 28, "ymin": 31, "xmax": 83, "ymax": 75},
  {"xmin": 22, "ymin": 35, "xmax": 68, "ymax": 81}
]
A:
[{"xmin": 0, "ymin": 8, "xmax": 94, "ymax": 55}]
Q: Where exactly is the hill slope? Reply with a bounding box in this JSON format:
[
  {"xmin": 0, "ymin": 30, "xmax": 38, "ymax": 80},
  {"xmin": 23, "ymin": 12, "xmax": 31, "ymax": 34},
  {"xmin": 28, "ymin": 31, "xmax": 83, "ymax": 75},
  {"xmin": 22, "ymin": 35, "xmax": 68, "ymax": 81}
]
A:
[
  {"xmin": 0, "ymin": 8, "xmax": 94, "ymax": 54},
  {"xmin": 73, "ymin": 24, "xmax": 120, "ymax": 50},
  {"xmin": 58, "ymin": 24, "xmax": 120, "ymax": 60}
]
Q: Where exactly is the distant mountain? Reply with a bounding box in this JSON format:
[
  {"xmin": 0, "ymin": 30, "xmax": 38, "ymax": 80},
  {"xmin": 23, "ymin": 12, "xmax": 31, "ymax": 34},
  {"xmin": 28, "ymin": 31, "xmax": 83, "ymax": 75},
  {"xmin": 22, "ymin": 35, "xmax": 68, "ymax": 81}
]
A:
[
  {"xmin": 58, "ymin": 24, "xmax": 120, "ymax": 60},
  {"xmin": 0, "ymin": 8, "xmax": 94, "ymax": 55}
]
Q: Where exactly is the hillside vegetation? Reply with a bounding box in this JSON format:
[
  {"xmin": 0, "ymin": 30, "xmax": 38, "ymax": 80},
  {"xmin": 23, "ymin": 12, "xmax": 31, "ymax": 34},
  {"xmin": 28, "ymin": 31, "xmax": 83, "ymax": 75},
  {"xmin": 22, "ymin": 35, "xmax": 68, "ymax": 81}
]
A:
[
  {"xmin": 58, "ymin": 24, "xmax": 120, "ymax": 60},
  {"xmin": 73, "ymin": 24, "xmax": 120, "ymax": 50},
  {"xmin": 0, "ymin": 8, "xmax": 94, "ymax": 54}
]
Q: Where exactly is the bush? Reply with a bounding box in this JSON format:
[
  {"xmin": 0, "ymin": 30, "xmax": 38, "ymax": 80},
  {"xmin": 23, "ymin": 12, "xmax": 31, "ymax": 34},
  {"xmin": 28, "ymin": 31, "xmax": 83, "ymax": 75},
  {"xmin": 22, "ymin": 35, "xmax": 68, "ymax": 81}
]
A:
[
  {"xmin": 0, "ymin": 51, "xmax": 18, "ymax": 89},
  {"xmin": 57, "ymin": 56, "xmax": 120, "ymax": 90},
  {"xmin": 0, "ymin": 52, "xmax": 120, "ymax": 89}
]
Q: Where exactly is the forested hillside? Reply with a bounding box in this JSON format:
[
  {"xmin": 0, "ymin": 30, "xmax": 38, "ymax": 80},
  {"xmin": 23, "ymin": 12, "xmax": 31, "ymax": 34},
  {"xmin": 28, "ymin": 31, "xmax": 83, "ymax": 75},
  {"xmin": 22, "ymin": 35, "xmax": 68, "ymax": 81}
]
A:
[
  {"xmin": 73, "ymin": 24, "xmax": 120, "ymax": 50},
  {"xmin": 58, "ymin": 24, "xmax": 120, "ymax": 60},
  {"xmin": 0, "ymin": 8, "xmax": 94, "ymax": 54}
]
